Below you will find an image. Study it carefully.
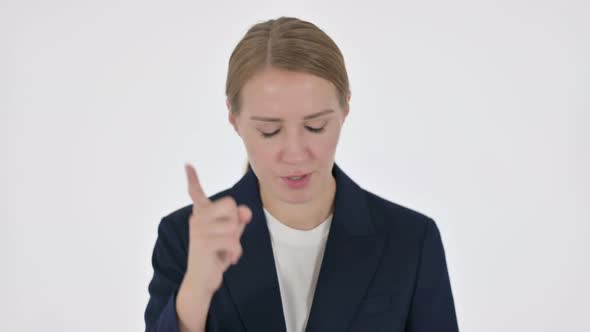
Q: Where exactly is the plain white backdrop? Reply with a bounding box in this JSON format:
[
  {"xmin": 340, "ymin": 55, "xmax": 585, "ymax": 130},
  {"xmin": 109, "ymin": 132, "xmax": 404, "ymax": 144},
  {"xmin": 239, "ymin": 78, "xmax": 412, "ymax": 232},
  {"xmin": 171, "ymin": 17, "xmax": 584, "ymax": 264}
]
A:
[{"xmin": 1, "ymin": 0, "xmax": 588, "ymax": 331}]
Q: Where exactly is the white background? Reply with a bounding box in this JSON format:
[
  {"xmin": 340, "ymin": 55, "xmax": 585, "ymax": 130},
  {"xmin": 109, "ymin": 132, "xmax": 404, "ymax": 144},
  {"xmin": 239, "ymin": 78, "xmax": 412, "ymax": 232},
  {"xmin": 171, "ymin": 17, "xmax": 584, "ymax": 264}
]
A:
[{"xmin": 1, "ymin": 0, "xmax": 588, "ymax": 331}]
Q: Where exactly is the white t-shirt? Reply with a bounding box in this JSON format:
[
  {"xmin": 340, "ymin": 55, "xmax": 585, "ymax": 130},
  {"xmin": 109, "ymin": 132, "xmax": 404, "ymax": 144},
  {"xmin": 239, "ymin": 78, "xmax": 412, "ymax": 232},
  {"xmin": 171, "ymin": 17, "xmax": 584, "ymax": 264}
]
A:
[{"xmin": 263, "ymin": 207, "xmax": 333, "ymax": 332}]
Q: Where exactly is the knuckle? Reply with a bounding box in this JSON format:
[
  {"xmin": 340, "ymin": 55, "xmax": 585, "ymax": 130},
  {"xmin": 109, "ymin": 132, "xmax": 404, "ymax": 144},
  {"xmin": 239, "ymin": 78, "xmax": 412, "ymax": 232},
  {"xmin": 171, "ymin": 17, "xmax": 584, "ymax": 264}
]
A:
[
  {"xmin": 226, "ymin": 238, "xmax": 238, "ymax": 250},
  {"xmin": 230, "ymin": 219, "xmax": 240, "ymax": 231},
  {"xmin": 219, "ymin": 196, "xmax": 237, "ymax": 210},
  {"xmin": 189, "ymin": 214, "xmax": 204, "ymax": 230},
  {"xmin": 193, "ymin": 234, "xmax": 206, "ymax": 246}
]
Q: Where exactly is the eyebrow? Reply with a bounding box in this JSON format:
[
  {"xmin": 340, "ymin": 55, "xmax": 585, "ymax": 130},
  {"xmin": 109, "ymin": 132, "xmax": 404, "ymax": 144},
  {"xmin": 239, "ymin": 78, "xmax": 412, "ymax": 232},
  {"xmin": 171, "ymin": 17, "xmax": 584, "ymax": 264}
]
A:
[{"xmin": 250, "ymin": 109, "xmax": 335, "ymax": 122}]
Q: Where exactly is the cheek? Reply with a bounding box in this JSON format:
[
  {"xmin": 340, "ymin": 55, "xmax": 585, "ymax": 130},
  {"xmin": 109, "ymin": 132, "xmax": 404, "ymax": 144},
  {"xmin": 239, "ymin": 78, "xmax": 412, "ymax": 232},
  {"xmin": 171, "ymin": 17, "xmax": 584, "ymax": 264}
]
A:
[
  {"xmin": 312, "ymin": 130, "xmax": 340, "ymax": 155},
  {"xmin": 242, "ymin": 136, "xmax": 274, "ymax": 163}
]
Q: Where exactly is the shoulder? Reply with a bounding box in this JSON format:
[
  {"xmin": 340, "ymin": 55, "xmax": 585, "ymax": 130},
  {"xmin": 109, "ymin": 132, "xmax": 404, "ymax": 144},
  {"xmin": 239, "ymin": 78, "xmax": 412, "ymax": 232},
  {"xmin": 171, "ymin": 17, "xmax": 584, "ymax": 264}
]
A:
[
  {"xmin": 360, "ymin": 189, "xmax": 450, "ymax": 270},
  {"xmin": 362, "ymin": 189, "xmax": 437, "ymax": 241}
]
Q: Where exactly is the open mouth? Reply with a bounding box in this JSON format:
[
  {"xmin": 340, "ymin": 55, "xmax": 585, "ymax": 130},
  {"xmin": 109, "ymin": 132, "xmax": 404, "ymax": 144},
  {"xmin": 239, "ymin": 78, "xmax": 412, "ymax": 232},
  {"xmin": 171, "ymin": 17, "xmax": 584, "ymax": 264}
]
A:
[{"xmin": 281, "ymin": 173, "xmax": 311, "ymax": 189}]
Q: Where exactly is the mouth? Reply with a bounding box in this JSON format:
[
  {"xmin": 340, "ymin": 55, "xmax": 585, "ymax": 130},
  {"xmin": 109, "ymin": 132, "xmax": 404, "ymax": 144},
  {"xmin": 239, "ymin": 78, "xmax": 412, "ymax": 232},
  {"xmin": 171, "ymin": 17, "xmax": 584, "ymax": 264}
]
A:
[{"xmin": 281, "ymin": 173, "xmax": 311, "ymax": 189}]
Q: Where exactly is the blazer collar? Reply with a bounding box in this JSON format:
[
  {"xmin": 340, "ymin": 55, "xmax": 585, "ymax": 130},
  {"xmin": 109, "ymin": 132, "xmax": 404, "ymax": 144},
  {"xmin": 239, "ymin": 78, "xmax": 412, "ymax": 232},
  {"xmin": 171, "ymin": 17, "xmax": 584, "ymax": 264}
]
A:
[
  {"xmin": 222, "ymin": 162, "xmax": 385, "ymax": 331},
  {"xmin": 231, "ymin": 162, "xmax": 376, "ymax": 237}
]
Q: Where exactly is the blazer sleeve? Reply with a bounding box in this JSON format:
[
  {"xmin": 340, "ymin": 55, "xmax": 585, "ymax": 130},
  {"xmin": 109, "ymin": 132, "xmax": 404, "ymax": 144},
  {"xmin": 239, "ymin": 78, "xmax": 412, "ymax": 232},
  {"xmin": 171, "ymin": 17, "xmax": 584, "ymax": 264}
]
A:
[
  {"xmin": 144, "ymin": 216, "xmax": 186, "ymax": 332},
  {"xmin": 406, "ymin": 218, "xmax": 459, "ymax": 332}
]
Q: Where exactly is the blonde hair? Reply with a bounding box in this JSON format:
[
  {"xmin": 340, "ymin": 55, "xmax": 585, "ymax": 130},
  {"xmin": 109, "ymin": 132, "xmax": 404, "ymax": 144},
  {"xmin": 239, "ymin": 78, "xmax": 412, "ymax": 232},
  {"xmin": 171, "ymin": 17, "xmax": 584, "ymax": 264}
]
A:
[{"xmin": 225, "ymin": 16, "xmax": 351, "ymax": 114}]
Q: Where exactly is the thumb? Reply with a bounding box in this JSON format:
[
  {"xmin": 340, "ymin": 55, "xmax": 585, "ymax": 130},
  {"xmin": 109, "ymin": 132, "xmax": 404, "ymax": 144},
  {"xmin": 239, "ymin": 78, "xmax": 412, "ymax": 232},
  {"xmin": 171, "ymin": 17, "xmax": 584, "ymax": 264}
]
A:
[{"xmin": 237, "ymin": 205, "xmax": 253, "ymax": 225}]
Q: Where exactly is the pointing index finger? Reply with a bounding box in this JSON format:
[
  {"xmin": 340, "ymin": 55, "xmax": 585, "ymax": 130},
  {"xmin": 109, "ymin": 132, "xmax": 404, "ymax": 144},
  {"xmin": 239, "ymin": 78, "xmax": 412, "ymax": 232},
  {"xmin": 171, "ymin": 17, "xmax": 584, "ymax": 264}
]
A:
[{"xmin": 185, "ymin": 163, "xmax": 210, "ymax": 208}]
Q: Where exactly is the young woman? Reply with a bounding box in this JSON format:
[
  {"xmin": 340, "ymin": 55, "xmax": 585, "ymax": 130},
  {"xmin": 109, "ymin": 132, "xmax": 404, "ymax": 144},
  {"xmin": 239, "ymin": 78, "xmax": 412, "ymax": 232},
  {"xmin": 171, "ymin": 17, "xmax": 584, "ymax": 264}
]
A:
[{"xmin": 145, "ymin": 17, "xmax": 459, "ymax": 332}]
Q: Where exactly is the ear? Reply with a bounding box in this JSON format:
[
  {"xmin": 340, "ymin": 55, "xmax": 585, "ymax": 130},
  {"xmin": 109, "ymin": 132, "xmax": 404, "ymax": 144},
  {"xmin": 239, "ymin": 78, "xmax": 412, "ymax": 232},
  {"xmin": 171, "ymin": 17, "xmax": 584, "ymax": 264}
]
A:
[{"xmin": 343, "ymin": 94, "xmax": 351, "ymax": 120}]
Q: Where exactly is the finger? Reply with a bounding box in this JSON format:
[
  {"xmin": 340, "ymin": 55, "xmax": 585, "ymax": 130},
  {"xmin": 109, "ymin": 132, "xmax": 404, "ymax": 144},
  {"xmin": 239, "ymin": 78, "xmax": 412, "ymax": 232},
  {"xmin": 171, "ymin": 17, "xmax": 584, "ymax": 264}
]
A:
[
  {"xmin": 236, "ymin": 205, "xmax": 252, "ymax": 236},
  {"xmin": 217, "ymin": 250, "xmax": 235, "ymax": 270},
  {"xmin": 204, "ymin": 197, "xmax": 239, "ymax": 222},
  {"xmin": 203, "ymin": 218, "xmax": 240, "ymax": 236},
  {"xmin": 223, "ymin": 206, "xmax": 250, "ymax": 247},
  {"xmin": 216, "ymin": 250, "xmax": 229, "ymax": 264},
  {"xmin": 238, "ymin": 205, "xmax": 252, "ymax": 225},
  {"xmin": 185, "ymin": 163, "xmax": 210, "ymax": 208},
  {"xmin": 205, "ymin": 236, "xmax": 243, "ymax": 264}
]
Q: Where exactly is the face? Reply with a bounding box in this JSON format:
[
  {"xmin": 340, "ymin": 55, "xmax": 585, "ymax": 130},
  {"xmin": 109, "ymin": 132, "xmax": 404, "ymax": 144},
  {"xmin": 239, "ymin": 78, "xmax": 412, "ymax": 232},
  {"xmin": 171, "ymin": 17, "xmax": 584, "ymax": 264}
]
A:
[{"xmin": 228, "ymin": 67, "xmax": 349, "ymax": 205}]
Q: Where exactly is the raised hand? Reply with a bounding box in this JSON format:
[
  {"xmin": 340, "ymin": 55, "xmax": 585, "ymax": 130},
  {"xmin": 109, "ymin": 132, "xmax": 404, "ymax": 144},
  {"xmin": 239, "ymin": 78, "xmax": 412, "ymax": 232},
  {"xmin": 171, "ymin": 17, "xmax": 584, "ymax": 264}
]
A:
[{"xmin": 176, "ymin": 163, "xmax": 252, "ymax": 331}]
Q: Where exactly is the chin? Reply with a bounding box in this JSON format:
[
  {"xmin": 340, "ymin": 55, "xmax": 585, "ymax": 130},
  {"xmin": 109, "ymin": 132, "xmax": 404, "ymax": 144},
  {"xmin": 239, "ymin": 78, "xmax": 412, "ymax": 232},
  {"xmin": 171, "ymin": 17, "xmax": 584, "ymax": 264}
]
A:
[{"xmin": 279, "ymin": 191, "xmax": 313, "ymax": 205}]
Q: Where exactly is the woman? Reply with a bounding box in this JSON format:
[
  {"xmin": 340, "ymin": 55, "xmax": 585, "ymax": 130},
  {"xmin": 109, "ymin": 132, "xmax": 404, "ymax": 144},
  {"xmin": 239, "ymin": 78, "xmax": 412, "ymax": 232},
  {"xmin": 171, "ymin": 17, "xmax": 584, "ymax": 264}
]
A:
[{"xmin": 145, "ymin": 17, "xmax": 459, "ymax": 332}]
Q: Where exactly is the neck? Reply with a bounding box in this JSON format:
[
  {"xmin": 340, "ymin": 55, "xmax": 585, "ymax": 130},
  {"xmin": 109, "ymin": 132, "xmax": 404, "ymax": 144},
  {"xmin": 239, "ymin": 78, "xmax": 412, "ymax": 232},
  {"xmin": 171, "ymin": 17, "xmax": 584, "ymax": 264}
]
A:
[{"xmin": 260, "ymin": 175, "xmax": 336, "ymax": 231}]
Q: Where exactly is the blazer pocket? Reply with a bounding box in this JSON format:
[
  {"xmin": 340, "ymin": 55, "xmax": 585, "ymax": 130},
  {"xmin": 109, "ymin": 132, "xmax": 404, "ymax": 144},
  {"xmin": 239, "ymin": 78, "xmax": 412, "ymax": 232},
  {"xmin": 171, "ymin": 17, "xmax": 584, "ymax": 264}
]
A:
[{"xmin": 359, "ymin": 294, "xmax": 393, "ymax": 315}]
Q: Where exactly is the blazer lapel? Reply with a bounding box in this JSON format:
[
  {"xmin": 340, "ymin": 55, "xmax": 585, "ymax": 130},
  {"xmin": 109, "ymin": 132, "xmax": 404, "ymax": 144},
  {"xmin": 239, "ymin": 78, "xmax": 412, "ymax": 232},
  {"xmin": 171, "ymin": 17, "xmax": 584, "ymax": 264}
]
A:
[
  {"xmin": 223, "ymin": 166, "xmax": 287, "ymax": 332},
  {"xmin": 222, "ymin": 163, "xmax": 385, "ymax": 332},
  {"xmin": 305, "ymin": 163, "xmax": 387, "ymax": 332}
]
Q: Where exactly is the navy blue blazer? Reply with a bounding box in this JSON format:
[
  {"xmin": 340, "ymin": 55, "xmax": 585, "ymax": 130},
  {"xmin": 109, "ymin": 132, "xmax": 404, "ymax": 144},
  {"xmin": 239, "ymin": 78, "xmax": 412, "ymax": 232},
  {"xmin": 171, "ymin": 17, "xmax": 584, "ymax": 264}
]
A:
[{"xmin": 145, "ymin": 163, "xmax": 459, "ymax": 331}]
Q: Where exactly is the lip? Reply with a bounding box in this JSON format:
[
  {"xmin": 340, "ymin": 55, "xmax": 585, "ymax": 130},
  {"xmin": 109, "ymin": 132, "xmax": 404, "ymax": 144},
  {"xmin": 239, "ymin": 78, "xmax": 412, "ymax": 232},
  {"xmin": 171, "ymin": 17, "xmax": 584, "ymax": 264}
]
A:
[
  {"xmin": 281, "ymin": 173, "xmax": 312, "ymax": 189},
  {"xmin": 282, "ymin": 172, "xmax": 310, "ymax": 177}
]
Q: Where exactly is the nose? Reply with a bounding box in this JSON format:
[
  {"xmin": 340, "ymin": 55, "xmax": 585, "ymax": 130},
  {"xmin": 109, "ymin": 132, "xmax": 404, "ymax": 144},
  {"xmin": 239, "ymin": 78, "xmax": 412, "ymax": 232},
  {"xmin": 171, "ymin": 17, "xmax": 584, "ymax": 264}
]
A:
[{"xmin": 279, "ymin": 130, "xmax": 309, "ymax": 164}]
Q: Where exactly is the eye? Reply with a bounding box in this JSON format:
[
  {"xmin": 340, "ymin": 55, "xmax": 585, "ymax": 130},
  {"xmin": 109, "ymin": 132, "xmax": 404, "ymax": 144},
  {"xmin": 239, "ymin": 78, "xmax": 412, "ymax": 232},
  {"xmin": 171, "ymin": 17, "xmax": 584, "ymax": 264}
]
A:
[
  {"xmin": 306, "ymin": 125, "xmax": 325, "ymax": 133},
  {"xmin": 260, "ymin": 129, "xmax": 280, "ymax": 138}
]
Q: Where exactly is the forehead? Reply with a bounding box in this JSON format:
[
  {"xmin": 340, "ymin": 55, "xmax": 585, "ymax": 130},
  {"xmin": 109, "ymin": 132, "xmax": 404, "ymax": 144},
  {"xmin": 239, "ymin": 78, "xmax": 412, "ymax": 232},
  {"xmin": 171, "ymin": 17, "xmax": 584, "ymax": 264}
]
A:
[{"xmin": 240, "ymin": 67, "xmax": 340, "ymax": 118}]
